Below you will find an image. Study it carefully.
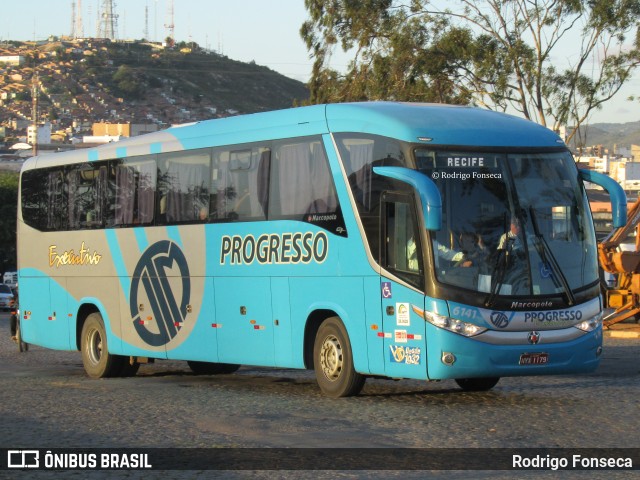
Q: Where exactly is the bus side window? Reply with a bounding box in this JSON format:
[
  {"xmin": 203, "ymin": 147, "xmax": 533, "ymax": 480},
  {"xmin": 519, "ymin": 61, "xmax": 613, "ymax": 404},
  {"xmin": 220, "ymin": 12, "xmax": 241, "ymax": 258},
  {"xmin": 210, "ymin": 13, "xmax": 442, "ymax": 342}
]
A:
[
  {"xmin": 211, "ymin": 147, "xmax": 269, "ymax": 221},
  {"xmin": 21, "ymin": 168, "xmax": 59, "ymax": 231},
  {"xmin": 47, "ymin": 170, "xmax": 68, "ymax": 231},
  {"xmin": 269, "ymin": 138, "xmax": 339, "ymax": 220},
  {"xmin": 382, "ymin": 193, "xmax": 424, "ymax": 289},
  {"xmin": 113, "ymin": 156, "xmax": 157, "ymax": 227},
  {"xmin": 68, "ymin": 163, "xmax": 108, "ymax": 230},
  {"xmin": 157, "ymin": 149, "xmax": 211, "ymax": 224}
]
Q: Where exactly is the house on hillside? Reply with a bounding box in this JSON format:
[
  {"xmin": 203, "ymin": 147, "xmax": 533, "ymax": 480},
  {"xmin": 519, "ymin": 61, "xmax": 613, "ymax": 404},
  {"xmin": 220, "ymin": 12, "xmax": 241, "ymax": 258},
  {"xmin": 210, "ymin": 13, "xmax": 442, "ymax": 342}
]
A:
[
  {"xmin": 92, "ymin": 122, "xmax": 159, "ymax": 137},
  {"xmin": 0, "ymin": 55, "xmax": 25, "ymax": 66}
]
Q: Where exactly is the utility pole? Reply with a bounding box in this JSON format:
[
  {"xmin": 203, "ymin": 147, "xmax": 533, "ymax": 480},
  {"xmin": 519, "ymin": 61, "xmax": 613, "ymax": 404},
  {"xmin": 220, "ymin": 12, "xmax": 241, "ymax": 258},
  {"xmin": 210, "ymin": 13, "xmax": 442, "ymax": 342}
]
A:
[{"xmin": 31, "ymin": 74, "xmax": 39, "ymax": 157}]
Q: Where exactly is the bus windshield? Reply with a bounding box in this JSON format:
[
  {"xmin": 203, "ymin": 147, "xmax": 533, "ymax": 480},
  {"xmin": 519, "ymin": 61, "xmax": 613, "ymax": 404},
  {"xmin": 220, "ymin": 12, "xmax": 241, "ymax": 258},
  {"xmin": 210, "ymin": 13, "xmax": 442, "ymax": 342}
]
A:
[{"xmin": 416, "ymin": 149, "xmax": 598, "ymax": 297}]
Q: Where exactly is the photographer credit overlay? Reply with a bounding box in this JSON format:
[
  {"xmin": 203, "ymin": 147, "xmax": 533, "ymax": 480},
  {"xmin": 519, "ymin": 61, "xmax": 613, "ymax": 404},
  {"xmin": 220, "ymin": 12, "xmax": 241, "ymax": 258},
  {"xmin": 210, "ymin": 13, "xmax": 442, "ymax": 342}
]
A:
[{"xmin": 2, "ymin": 448, "xmax": 638, "ymax": 471}]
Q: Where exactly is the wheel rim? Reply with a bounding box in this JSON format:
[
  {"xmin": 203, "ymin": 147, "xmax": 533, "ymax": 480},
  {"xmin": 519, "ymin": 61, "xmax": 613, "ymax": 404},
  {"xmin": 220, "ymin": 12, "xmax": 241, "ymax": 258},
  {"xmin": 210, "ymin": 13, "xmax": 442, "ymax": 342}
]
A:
[
  {"xmin": 87, "ymin": 328, "xmax": 103, "ymax": 365},
  {"xmin": 319, "ymin": 334, "xmax": 343, "ymax": 381}
]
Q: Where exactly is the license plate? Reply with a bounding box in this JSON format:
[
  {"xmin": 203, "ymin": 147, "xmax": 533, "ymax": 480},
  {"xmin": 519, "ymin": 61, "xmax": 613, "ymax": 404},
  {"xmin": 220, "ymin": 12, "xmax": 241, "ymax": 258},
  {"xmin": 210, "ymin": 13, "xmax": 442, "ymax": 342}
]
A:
[{"xmin": 519, "ymin": 352, "xmax": 549, "ymax": 365}]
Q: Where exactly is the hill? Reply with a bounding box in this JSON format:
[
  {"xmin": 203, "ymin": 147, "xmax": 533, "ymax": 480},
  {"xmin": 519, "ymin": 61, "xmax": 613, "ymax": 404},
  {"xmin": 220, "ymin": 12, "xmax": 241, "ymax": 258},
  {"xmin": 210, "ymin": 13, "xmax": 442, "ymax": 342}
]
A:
[
  {"xmin": 567, "ymin": 121, "xmax": 640, "ymax": 153},
  {"xmin": 0, "ymin": 39, "xmax": 309, "ymax": 131},
  {"xmin": 2, "ymin": 38, "xmax": 639, "ymax": 151}
]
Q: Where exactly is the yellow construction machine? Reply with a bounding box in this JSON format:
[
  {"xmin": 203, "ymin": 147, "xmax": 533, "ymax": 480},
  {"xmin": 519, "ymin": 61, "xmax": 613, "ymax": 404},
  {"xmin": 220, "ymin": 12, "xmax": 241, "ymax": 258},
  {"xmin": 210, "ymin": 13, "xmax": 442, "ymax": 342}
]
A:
[{"xmin": 599, "ymin": 196, "xmax": 640, "ymax": 326}]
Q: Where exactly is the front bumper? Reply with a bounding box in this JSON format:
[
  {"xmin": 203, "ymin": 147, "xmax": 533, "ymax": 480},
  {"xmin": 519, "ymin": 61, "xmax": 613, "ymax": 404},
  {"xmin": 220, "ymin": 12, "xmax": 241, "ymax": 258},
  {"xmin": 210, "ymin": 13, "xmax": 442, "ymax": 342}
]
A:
[{"xmin": 425, "ymin": 323, "xmax": 603, "ymax": 380}]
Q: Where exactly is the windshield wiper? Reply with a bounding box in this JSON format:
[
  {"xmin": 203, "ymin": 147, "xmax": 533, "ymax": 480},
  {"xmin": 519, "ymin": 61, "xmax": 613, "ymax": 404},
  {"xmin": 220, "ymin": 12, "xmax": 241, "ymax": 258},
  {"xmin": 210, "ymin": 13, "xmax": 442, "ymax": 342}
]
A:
[
  {"xmin": 484, "ymin": 249, "xmax": 508, "ymax": 308},
  {"xmin": 529, "ymin": 207, "xmax": 576, "ymax": 306},
  {"xmin": 484, "ymin": 214, "xmax": 510, "ymax": 308}
]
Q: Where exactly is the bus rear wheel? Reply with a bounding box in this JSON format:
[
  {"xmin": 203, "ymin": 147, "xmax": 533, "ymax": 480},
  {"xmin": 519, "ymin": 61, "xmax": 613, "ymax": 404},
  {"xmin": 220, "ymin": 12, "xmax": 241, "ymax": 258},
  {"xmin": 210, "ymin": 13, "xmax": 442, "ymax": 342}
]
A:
[
  {"xmin": 187, "ymin": 361, "xmax": 240, "ymax": 375},
  {"xmin": 81, "ymin": 312, "xmax": 123, "ymax": 378},
  {"xmin": 313, "ymin": 317, "xmax": 365, "ymax": 398},
  {"xmin": 16, "ymin": 324, "xmax": 28, "ymax": 352},
  {"xmin": 455, "ymin": 377, "xmax": 500, "ymax": 391}
]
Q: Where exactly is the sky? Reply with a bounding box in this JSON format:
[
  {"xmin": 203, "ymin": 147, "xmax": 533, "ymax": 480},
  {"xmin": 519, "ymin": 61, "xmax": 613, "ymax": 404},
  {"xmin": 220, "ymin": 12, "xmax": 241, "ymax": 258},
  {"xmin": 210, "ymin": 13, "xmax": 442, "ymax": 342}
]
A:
[{"xmin": 2, "ymin": 0, "xmax": 639, "ymax": 125}]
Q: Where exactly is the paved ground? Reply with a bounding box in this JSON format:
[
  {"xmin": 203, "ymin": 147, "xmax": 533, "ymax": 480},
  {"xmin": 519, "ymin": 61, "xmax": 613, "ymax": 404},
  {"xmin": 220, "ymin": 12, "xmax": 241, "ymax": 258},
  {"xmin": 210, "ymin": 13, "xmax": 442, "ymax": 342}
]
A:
[
  {"xmin": 605, "ymin": 320, "xmax": 640, "ymax": 339},
  {"xmin": 0, "ymin": 315, "xmax": 638, "ymax": 479}
]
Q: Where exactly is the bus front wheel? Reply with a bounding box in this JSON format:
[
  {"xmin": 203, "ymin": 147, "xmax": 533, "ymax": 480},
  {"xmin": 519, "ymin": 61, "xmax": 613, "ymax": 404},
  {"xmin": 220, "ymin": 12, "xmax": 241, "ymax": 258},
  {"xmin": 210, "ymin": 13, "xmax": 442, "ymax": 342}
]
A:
[
  {"xmin": 455, "ymin": 377, "xmax": 500, "ymax": 391},
  {"xmin": 81, "ymin": 313, "xmax": 123, "ymax": 378},
  {"xmin": 313, "ymin": 317, "xmax": 365, "ymax": 398}
]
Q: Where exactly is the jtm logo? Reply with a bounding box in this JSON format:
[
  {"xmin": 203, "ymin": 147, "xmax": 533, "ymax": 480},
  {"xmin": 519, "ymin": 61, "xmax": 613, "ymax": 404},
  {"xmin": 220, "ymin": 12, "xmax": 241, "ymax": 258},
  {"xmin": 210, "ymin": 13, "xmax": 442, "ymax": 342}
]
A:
[
  {"xmin": 130, "ymin": 241, "xmax": 191, "ymax": 347},
  {"xmin": 490, "ymin": 311, "xmax": 510, "ymax": 329}
]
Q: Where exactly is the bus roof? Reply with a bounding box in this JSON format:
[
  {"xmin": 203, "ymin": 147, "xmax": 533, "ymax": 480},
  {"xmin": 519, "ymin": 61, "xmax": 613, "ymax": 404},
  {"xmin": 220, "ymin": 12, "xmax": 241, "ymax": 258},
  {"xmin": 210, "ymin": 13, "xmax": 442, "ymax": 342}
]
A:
[
  {"xmin": 172, "ymin": 102, "xmax": 564, "ymax": 148},
  {"xmin": 325, "ymin": 102, "xmax": 564, "ymax": 147},
  {"xmin": 22, "ymin": 102, "xmax": 564, "ymax": 170}
]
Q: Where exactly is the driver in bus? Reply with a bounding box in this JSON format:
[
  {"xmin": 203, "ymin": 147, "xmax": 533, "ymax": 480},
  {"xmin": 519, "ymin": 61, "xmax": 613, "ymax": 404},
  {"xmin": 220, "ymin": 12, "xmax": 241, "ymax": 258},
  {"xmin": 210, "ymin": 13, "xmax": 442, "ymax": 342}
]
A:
[
  {"xmin": 497, "ymin": 216, "xmax": 524, "ymax": 252},
  {"xmin": 407, "ymin": 234, "xmax": 484, "ymax": 271}
]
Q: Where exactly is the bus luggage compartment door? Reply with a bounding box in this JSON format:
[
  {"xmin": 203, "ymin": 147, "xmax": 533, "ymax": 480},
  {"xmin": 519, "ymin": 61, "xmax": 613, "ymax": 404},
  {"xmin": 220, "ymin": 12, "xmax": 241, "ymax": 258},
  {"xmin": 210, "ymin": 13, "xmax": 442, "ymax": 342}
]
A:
[
  {"xmin": 214, "ymin": 277, "xmax": 275, "ymax": 366},
  {"xmin": 21, "ymin": 277, "xmax": 71, "ymax": 350}
]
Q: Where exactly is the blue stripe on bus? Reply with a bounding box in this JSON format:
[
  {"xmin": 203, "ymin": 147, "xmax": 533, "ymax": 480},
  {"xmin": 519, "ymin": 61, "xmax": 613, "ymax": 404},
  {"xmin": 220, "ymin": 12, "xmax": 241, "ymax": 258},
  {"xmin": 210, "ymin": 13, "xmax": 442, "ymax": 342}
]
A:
[
  {"xmin": 134, "ymin": 228, "xmax": 149, "ymax": 252},
  {"xmin": 88, "ymin": 150, "xmax": 99, "ymax": 162},
  {"xmin": 105, "ymin": 229, "xmax": 132, "ymax": 303},
  {"xmin": 166, "ymin": 225, "xmax": 183, "ymax": 248},
  {"xmin": 116, "ymin": 147, "xmax": 127, "ymax": 158},
  {"xmin": 150, "ymin": 142, "xmax": 163, "ymax": 154}
]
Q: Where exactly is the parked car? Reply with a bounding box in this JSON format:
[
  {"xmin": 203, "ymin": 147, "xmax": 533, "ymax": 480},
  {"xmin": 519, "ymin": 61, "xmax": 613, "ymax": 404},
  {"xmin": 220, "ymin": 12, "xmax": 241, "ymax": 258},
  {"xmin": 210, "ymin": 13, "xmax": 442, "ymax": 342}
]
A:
[
  {"xmin": 2, "ymin": 271, "xmax": 17, "ymax": 288},
  {"xmin": 0, "ymin": 283, "xmax": 15, "ymax": 312}
]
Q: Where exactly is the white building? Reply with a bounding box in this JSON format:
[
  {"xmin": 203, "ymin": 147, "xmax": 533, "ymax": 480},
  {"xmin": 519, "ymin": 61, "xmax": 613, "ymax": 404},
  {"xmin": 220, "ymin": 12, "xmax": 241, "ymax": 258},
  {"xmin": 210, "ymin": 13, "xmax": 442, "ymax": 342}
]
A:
[
  {"xmin": 27, "ymin": 123, "xmax": 52, "ymax": 145},
  {"xmin": 82, "ymin": 135, "xmax": 122, "ymax": 144},
  {"xmin": 0, "ymin": 55, "xmax": 25, "ymax": 66},
  {"xmin": 575, "ymin": 155, "xmax": 610, "ymax": 173}
]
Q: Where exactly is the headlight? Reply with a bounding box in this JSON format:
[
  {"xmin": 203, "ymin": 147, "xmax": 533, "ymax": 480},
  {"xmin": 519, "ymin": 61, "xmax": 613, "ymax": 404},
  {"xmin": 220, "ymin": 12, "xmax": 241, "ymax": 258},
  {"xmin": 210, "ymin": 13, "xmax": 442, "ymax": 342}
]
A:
[
  {"xmin": 574, "ymin": 312, "xmax": 603, "ymax": 332},
  {"xmin": 423, "ymin": 310, "xmax": 487, "ymax": 337}
]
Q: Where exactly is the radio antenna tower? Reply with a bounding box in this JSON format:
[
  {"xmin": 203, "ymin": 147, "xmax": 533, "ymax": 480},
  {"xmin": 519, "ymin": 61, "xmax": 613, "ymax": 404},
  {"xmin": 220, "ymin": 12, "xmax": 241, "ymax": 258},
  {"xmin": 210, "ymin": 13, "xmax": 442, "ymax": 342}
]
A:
[
  {"xmin": 71, "ymin": 1, "xmax": 76, "ymax": 38},
  {"xmin": 144, "ymin": 3, "xmax": 149, "ymax": 40},
  {"xmin": 164, "ymin": 0, "xmax": 175, "ymax": 44},
  {"xmin": 97, "ymin": 0, "xmax": 119, "ymax": 40},
  {"xmin": 76, "ymin": 0, "xmax": 84, "ymax": 38}
]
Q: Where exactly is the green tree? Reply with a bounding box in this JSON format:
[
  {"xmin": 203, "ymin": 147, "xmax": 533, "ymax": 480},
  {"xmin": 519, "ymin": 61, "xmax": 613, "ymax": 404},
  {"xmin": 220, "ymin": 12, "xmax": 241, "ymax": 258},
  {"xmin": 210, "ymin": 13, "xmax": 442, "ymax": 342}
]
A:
[
  {"xmin": 112, "ymin": 65, "xmax": 144, "ymax": 100},
  {"xmin": 301, "ymin": 0, "xmax": 471, "ymax": 104},
  {"xmin": 0, "ymin": 172, "xmax": 18, "ymax": 273},
  {"xmin": 302, "ymin": 0, "xmax": 640, "ymax": 142}
]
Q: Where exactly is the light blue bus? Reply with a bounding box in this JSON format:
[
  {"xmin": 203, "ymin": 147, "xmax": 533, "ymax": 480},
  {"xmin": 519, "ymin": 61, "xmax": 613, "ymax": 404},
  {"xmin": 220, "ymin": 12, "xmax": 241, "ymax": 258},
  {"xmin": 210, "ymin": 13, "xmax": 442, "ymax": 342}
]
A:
[{"xmin": 17, "ymin": 102, "xmax": 625, "ymax": 397}]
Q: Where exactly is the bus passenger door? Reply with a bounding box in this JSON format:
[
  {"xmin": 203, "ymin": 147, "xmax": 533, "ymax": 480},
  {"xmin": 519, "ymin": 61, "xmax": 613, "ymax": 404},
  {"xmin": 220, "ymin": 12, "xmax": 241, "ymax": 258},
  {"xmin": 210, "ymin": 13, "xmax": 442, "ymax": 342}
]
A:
[
  {"xmin": 214, "ymin": 277, "xmax": 275, "ymax": 366},
  {"xmin": 380, "ymin": 193, "xmax": 428, "ymax": 380}
]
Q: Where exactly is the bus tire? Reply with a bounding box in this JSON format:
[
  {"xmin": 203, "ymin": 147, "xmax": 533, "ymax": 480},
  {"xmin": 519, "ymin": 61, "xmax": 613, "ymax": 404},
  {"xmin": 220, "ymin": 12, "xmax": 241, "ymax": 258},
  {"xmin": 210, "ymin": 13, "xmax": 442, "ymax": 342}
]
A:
[
  {"xmin": 16, "ymin": 325, "xmax": 28, "ymax": 352},
  {"xmin": 313, "ymin": 316, "xmax": 365, "ymax": 398},
  {"xmin": 81, "ymin": 312, "xmax": 123, "ymax": 378},
  {"xmin": 455, "ymin": 377, "xmax": 500, "ymax": 391},
  {"xmin": 187, "ymin": 361, "xmax": 240, "ymax": 375}
]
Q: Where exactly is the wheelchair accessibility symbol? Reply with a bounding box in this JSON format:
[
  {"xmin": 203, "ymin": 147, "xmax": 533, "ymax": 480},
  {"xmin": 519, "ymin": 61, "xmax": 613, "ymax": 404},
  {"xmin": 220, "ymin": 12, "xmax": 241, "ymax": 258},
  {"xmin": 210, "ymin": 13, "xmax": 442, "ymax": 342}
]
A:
[
  {"xmin": 381, "ymin": 281, "xmax": 392, "ymax": 299},
  {"xmin": 130, "ymin": 240, "xmax": 191, "ymax": 347},
  {"xmin": 539, "ymin": 262, "xmax": 553, "ymax": 279}
]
